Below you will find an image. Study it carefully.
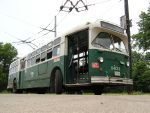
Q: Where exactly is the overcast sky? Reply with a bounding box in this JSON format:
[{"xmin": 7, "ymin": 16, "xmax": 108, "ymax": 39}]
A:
[{"xmin": 0, "ymin": 0, "xmax": 149, "ymax": 57}]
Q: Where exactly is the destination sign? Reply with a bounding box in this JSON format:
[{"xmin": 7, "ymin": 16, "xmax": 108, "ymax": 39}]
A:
[{"xmin": 100, "ymin": 21, "xmax": 124, "ymax": 34}]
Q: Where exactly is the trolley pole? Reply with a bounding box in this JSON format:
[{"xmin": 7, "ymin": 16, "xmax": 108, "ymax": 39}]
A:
[
  {"xmin": 124, "ymin": 0, "xmax": 132, "ymax": 78},
  {"xmin": 54, "ymin": 16, "xmax": 57, "ymax": 37}
]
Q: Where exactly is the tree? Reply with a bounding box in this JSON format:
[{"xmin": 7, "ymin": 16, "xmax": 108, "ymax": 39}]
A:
[
  {"xmin": 132, "ymin": 51, "xmax": 143, "ymax": 64},
  {"xmin": 0, "ymin": 43, "xmax": 17, "ymax": 91},
  {"xmin": 132, "ymin": 7, "xmax": 150, "ymax": 51},
  {"xmin": 145, "ymin": 52, "xmax": 150, "ymax": 63},
  {"xmin": 131, "ymin": 5, "xmax": 150, "ymax": 92},
  {"xmin": 132, "ymin": 60, "xmax": 147, "ymax": 91},
  {"xmin": 0, "ymin": 66, "xmax": 7, "ymax": 91},
  {"xmin": 140, "ymin": 70, "xmax": 150, "ymax": 92},
  {"xmin": 132, "ymin": 51, "xmax": 150, "ymax": 92}
]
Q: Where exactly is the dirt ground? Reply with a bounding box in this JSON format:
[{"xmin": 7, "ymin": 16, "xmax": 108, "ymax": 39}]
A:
[{"xmin": 0, "ymin": 94, "xmax": 150, "ymax": 113}]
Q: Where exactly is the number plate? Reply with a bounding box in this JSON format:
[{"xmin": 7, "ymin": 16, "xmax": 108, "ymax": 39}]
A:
[{"xmin": 114, "ymin": 71, "xmax": 120, "ymax": 76}]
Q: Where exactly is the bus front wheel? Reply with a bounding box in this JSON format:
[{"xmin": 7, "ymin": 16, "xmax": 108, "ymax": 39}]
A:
[
  {"xmin": 127, "ymin": 85, "xmax": 133, "ymax": 94},
  {"xmin": 54, "ymin": 70, "xmax": 63, "ymax": 94},
  {"xmin": 93, "ymin": 86, "xmax": 104, "ymax": 95}
]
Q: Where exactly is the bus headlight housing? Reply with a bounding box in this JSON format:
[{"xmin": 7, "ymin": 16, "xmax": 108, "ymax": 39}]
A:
[
  {"xmin": 127, "ymin": 61, "xmax": 129, "ymax": 67},
  {"xmin": 99, "ymin": 57, "xmax": 104, "ymax": 63}
]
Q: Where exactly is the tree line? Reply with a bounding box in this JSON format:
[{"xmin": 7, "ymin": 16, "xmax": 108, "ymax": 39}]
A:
[
  {"xmin": 0, "ymin": 43, "xmax": 17, "ymax": 91},
  {"xmin": 132, "ymin": 6, "xmax": 150, "ymax": 92}
]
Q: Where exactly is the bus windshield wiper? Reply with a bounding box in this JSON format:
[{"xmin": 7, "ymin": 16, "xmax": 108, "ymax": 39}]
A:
[
  {"xmin": 95, "ymin": 43, "xmax": 108, "ymax": 49},
  {"xmin": 115, "ymin": 48, "xmax": 122, "ymax": 52}
]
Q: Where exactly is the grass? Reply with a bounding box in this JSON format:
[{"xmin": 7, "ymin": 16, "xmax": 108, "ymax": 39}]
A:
[
  {"xmin": 0, "ymin": 89, "xmax": 150, "ymax": 95},
  {"xmin": 0, "ymin": 90, "xmax": 11, "ymax": 94},
  {"xmin": 103, "ymin": 91, "xmax": 150, "ymax": 95}
]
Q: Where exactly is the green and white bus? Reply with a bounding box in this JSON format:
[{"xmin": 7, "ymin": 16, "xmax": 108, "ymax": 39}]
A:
[{"xmin": 7, "ymin": 20, "xmax": 133, "ymax": 94}]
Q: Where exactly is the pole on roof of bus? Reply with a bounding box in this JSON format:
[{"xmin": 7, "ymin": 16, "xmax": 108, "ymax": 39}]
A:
[
  {"xmin": 124, "ymin": 0, "xmax": 132, "ymax": 78},
  {"xmin": 54, "ymin": 16, "xmax": 57, "ymax": 37}
]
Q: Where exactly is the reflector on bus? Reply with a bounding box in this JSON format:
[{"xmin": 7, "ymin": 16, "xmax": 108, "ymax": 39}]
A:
[{"xmin": 92, "ymin": 62, "xmax": 99, "ymax": 69}]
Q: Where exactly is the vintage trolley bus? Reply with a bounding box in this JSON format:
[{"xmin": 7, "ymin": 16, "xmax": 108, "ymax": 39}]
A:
[{"xmin": 7, "ymin": 20, "xmax": 133, "ymax": 94}]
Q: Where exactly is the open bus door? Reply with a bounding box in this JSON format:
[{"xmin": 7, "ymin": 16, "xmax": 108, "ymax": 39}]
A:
[{"xmin": 66, "ymin": 29, "xmax": 90, "ymax": 84}]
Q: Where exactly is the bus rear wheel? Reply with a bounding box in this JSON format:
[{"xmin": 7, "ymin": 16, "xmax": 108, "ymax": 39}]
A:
[
  {"xmin": 12, "ymin": 79, "xmax": 23, "ymax": 94},
  {"xmin": 54, "ymin": 70, "xmax": 63, "ymax": 94}
]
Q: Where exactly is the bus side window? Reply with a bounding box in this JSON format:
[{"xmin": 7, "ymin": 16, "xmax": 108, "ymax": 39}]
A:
[
  {"xmin": 52, "ymin": 45, "xmax": 60, "ymax": 57},
  {"xmin": 36, "ymin": 54, "xmax": 40, "ymax": 63},
  {"xmin": 31, "ymin": 57, "xmax": 35, "ymax": 65},
  {"xmin": 20, "ymin": 59, "xmax": 26, "ymax": 69},
  {"xmin": 41, "ymin": 51, "xmax": 46, "ymax": 61},
  {"xmin": 47, "ymin": 49, "xmax": 52, "ymax": 59},
  {"xmin": 27, "ymin": 59, "xmax": 31, "ymax": 67}
]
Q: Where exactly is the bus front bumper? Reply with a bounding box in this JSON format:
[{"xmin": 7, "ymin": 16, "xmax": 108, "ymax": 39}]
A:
[{"xmin": 91, "ymin": 76, "xmax": 133, "ymax": 85}]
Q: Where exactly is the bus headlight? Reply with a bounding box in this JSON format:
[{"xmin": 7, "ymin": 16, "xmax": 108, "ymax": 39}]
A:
[
  {"xmin": 127, "ymin": 61, "xmax": 129, "ymax": 67},
  {"xmin": 99, "ymin": 57, "xmax": 104, "ymax": 63}
]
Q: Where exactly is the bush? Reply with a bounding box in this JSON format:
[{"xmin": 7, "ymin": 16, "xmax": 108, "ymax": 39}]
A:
[
  {"xmin": 0, "ymin": 70, "xmax": 7, "ymax": 91},
  {"xmin": 132, "ymin": 60, "xmax": 150, "ymax": 92}
]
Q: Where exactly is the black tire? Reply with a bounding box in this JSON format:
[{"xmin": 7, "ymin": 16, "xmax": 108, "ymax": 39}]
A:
[
  {"xmin": 93, "ymin": 86, "xmax": 104, "ymax": 95},
  {"xmin": 127, "ymin": 85, "xmax": 133, "ymax": 94},
  {"xmin": 55, "ymin": 70, "xmax": 63, "ymax": 94},
  {"xmin": 94, "ymin": 91, "xmax": 102, "ymax": 95}
]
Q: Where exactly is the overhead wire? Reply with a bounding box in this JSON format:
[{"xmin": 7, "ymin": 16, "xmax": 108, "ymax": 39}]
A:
[
  {"xmin": 57, "ymin": 12, "xmax": 71, "ymax": 28},
  {"xmin": 32, "ymin": 0, "xmax": 120, "ymax": 41},
  {"xmin": 39, "ymin": 0, "xmax": 114, "ymax": 38},
  {"xmin": 17, "ymin": 0, "xmax": 115, "ymax": 40},
  {"xmin": 101, "ymin": 0, "xmax": 123, "ymax": 17},
  {"xmin": 36, "ymin": 12, "xmax": 71, "ymax": 39},
  {"xmin": 18, "ymin": 10, "xmax": 61, "ymax": 44},
  {"xmin": 6, "ymin": 0, "xmax": 122, "ymax": 48},
  {"xmin": 0, "ymin": 10, "xmax": 59, "ymax": 42},
  {"xmin": 38, "ymin": 11, "xmax": 61, "ymax": 34},
  {"xmin": 86, "ymin": 0, "xmax": 113, "ymax": 6},
  {"xmin": 0, "ymin": 2, "xmax": 63, "ymax": 50},
  {"xmin": 0, "ymin": 12, "xmax": 42, "ymax": 30},
  {"xmin": 4, "ymin": 32, "xmax": 38, "ymax": 50}
]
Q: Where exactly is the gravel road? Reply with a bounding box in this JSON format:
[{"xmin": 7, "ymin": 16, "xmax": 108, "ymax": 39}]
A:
[{"xmin": 0, "ymin": 94, "xmax": 150, "ymax": 113}]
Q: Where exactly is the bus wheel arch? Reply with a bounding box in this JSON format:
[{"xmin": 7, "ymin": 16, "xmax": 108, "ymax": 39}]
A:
[{"xmin": 50, "ymin": 67, "xmax": 63, "ymax": 94}]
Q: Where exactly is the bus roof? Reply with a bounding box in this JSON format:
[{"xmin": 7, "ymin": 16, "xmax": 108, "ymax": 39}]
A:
[
  {"xmin": 16, "ymin": 19, "xmax": 127, "ymax": 61},
  {"xmin": 61, "ymin": 19, "xmax": 126, "ymax": 37}
]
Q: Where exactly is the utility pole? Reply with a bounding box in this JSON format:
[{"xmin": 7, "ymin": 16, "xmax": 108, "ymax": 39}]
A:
[
  {"xmin": 124, "ymin": 0, "xmax": 132, "ymax": 78},
  {"xmin": 40, "ymin": 16, "xmax": 57, "ymax": 37}
]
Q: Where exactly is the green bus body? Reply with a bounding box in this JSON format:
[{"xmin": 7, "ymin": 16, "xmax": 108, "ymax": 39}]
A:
[
  {"xmin": 8, "ymin": 56, "xmax": 65, "ymax": 90},
  {"xmin": 89, "ymin": 50, "xmax": 130, "ymax": 84},
  {"xmin": 7, "ymin": 20, "xmax": 133, "ymax": 94},
  {"xmin": 20, "ymin": 56, "xmax": 65, "ymax": 89}
]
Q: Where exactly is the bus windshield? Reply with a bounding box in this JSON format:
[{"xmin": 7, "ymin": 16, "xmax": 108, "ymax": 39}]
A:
[{"xmin": 92, "ymin": 32, "xmax": 127, "ymax": 53}]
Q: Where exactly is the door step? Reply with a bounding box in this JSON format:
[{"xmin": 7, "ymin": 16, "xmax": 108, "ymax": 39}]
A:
[{"xmin": 65, "ymin": 83, "xmax": 91, "ymax": 87}]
